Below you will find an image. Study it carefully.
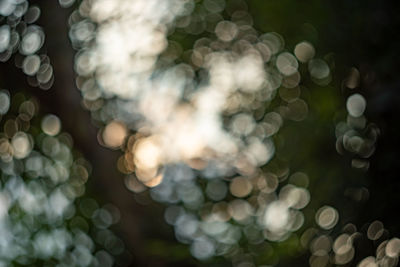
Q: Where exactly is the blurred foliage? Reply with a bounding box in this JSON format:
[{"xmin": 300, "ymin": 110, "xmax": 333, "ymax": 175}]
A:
[
  {"xmin": 1, "ymin": 0, "xmax": 400, "ymax": 267},
  {"xmin": 0, "ymin": 91, "xmax": 128, "ymax": 266}
]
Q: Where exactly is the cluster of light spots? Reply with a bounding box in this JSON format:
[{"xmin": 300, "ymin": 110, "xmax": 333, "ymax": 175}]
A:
[
  {"xmin": 142, "ymin": 165, "xmax": 311, "ymax": 261},
  {"xmin": 306, "ymin": 220, "xmax": 400, "ymax": 267},
  {"xmin": 70, "ymin": 0, "xmax": 323, "ymax": 187},
  {"xmin": 0, "ymin": 1, "xmax": 54, "ymax": 90},
  {"xmin": 1, "ymin": 1, "xmax": 386, "ymax": 266},
  {"xmin": 0, "ymin": 90, "xmax": 125, "ymax": 266},
  {"xmin": 336, "ymin": 68, "xmax": 379, "ymax": 170},
  {"xmin": 0, "ymin": 95, "xmax": 37, "ymax": 162},
  {"xmin": 260, "ymin": 182, "xmax": 309, "ymax": 241},
  {"xmin": 68, "ymin": 0, "xmax": 333, "ymax": 263}
]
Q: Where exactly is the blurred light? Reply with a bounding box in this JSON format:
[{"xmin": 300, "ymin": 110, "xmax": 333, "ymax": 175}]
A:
[
  {"xmin": 22, "ymin": 54, "xmax": 41, "ymax": 76},
  {"xmin": 11, "ymin": 131, "xmax": 32, "ymax": 159},
  {"xmin": 65, "ymin": 0, "xmax": 383, "ymax": 264},
  {"xmin": 229, "ymin": 199, "xmax": 252, "ymax": 222},
  {"xmin": 276, "ymin": 52, "xmax": 298, "ymax": 76},
  {"xmin": 215, "ymin": 21, "xmax": 238, "ymax": 42},
  {"xmin": 59, "ymin": 0, "xmax": 75, "ymax": 8},
  {"xmin": 289, "ymin": 172, "xmax": 309, "ymax": 188},
  {"xmin": 367, "ymin": 221, "xmax": 384, "ymax": 241},
  {"xmin": 280, "ymin": 185, "xmax": 310, "ymax": 209},
  {"xmin": 231, "ymin": 113, "xmax": 255, "ymax": 136},
  {"xmin": 143, "ymin": 173, "xmax": 163, "ymax": 188},
  {"xmin": 0, "ymin": 192, "xmax": 10, "ymax": 220},
  {"xmin": 190, "ymin": 237, "xmax": 215, "ymax": 260},
  {"xmin": 260, "ymin": 32, "xmax": 284, "ymax": 54},
  {"xmin": 124, "ymin": 175, "xmax": 146, "ymax": 193},
  {"xmin": 102, "ymin": 121, "xmax": 127, "ymax": 149},
  {"xmin": 287, "ymin": 99, "xmax": 308, "ymax": 121},
  {"xmin": 95, "ymin": 250, "xmax": 114, "ymax": 267},
  {"xmin": 315, "ymin": 206, "xmax": 339, "ymax": 230},
  {"xmin": 206, "ymin": 180, "xmax": 228, "ymax": 201},
  {"xmin": 165, "ymin": 205, "xmax": 184, "ymax": 225},
  {"xmin": 308, "ymin": 59, "xmax": 330, "ymax": 80},
  {"xmin": 310, "ymin": 235, "xmax": 331, "ymax": 256},
  {"xmin": 346, "ymin": 93, "xmax": 366, "ymax": 117},
  {"xmin": 0, "ymin": 0, "xmax": 58, "ymax": 91},
  {"xmin": 0, "ymin": 25, "xmax": 10, "ymax": 53},
  {"xmin": 204, "ymin": 0, "xmax": 225, "ymax": 14},
  {"xmin": 333, "ymin": 234, "xmax": 352, "ymax": 255},
  {"xmin": 281, "ymin": 72, "xmax": 301, "ymax": 89},
  {"xmin": 24, "ymin": 6, "xmax": 41, "ymax": 24},
  {"xmin": 345, "ymin": 67, "xmax": 360, "ymax": 89},
  {"xmin": 0, "ymin": 0, "xmax": 16, "ymax": 16},
  {"xmin": 0, "ymin": 90, "xmax": 10, "ymax": 115},
  {"xmin": 133, "ymin": 137, "xmax": 162, "ymax": 174},
  {"xmin": 36, "ymin": 63, "xmax": 53, "ymax": 85},
  {"xmin": 294, "ymin": 41, "xmax": 315, "ymax": 63},
  {"xmin": 20, "ymin": 27, "xmax": 44, "ymax": 55},
  {"xmin": 263, "ymin": 201, "xmax": 289, "ymax": 232},
  {"xmin": 257, "ymin": 172, "xmax": 278, "ymax": 193},
  {"xmin": 386, "ymin": 238, "xmax": 400, "ymax": 258},
  {"xmin": 358, "ymin": 256, "xmax": 378, "ymax": 267},
  {"xmin": 80, "ymin": 198, "xmax": 99, "ymax": 219},
  {"xmin": 334, "ymin": 246, "xmax": 354, "ymax": 265},
  {"xmin": 0, "ymin": 92, "xmax": 121, "ymax": 265},
  {"xmin": 41, "ymin": 114, "xmax": 61, "ymax": 136},
  {"xmin": 230, "ymin": 177, "xmax": 252, "ymax": 198}
]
